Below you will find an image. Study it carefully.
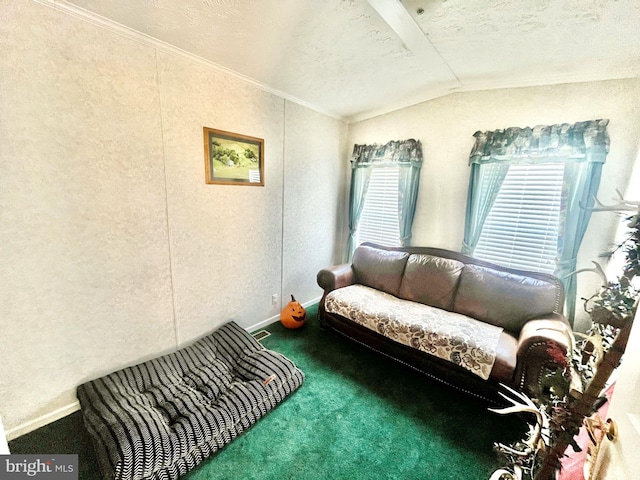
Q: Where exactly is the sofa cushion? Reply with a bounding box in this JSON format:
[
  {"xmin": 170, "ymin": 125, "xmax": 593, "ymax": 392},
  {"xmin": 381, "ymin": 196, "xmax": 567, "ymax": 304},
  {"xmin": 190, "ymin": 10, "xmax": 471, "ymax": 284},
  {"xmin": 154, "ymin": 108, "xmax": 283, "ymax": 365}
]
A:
[
  {"xmin": 398, "ymin": 254, "xmax": 464, "ymax": 310},
  {"xmin": 452, "ymin": 265, "xmax": 561, "ymax": 333},
  {"xmin": 324, "ymin": 284, "xmax": 504, "ymax": 380},
  {"xmin": 352, "ymin": 245, "xmax": 409, "ymax": 297}
]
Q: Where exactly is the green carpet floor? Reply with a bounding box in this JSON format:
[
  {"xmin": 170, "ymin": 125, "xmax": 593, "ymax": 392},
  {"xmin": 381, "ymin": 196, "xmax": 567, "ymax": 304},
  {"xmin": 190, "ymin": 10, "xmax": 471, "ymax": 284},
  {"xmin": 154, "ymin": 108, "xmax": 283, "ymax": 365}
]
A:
[{"xmin": 10, "ymin": 304, "xmax": 525, "ymax": 479}]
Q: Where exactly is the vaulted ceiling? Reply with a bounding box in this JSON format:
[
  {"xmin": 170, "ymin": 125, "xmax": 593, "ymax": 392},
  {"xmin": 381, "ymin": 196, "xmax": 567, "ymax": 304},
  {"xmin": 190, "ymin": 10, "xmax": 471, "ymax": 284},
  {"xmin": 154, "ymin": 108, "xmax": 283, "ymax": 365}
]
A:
[{"xmin": 61, "ymin": 0, "xmax": 640, "ymax": 122}]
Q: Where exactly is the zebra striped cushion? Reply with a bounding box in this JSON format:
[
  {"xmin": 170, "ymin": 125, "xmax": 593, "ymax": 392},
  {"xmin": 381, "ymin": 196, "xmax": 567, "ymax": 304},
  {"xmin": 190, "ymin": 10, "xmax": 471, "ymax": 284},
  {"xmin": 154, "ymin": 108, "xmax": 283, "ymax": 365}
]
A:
[{"xmin": 77, "ymin": 321, "xmax": 304, "ymax": 480}]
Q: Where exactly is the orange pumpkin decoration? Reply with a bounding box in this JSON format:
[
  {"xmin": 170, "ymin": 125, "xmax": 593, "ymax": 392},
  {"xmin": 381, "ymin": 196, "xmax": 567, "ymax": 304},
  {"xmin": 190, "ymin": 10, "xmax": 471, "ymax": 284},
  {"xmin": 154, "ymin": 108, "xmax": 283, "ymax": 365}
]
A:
[{"xmin": 280, "ymin": 295, "xmax": 306, "ymax": 329}]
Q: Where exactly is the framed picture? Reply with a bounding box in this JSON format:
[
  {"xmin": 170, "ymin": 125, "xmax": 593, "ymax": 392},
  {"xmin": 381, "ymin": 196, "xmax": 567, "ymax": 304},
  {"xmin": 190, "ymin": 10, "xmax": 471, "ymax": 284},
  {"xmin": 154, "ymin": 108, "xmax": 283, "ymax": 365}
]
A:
[{"xmin": 203, "ymin": 127, "xmax": 264, "ymax": 186}]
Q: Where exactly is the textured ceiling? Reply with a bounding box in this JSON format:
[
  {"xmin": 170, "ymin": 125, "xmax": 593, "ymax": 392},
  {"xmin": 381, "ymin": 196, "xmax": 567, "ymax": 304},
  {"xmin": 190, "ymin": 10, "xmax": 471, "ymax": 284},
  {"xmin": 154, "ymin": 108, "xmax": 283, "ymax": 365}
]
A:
[{"xmin": 58, "ymin": 0, "xmax": 640, "ymax": 121}]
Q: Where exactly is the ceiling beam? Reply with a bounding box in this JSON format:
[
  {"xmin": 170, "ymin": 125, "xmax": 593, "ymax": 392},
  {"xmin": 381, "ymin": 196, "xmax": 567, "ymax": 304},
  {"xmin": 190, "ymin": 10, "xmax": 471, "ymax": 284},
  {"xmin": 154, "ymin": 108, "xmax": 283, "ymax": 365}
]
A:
[{"xmin": 367, "ymin": 0, "xmax": 460, "ymax": 87}]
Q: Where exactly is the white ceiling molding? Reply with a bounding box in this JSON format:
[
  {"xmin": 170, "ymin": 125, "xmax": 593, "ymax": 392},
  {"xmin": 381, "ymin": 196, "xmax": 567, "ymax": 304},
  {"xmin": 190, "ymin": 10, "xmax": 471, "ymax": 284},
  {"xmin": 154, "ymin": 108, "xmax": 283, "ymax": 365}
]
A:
[
  {"xmin": 26, "ymin": 0, "xmax": 640, "ymax": 123},
  {"xmin": 458, "ymin": 70, "xmax": 640, "ymax": 93},
  {"xmin": 347, "ymin": 84, "xmax": 456, "ymax": 123},
  {"xmin": 31, "ymin": 0, "xmax": 344, "ymax": 121},
  {"xmin": 349, "ymin": 69, "xmax": 640, "ymax": 124}
]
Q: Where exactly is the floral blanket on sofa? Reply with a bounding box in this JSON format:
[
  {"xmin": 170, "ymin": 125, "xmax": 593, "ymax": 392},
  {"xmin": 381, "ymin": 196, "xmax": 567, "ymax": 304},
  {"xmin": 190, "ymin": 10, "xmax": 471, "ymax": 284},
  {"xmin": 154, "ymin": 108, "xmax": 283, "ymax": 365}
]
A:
[{"xmin": 324, "ymin": 284, "xmax": 502, "ymax": 380}]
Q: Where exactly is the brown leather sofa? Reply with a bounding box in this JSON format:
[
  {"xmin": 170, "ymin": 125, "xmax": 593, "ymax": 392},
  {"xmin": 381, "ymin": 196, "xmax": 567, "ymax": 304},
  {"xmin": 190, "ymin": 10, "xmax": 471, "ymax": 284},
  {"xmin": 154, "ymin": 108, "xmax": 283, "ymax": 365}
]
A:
[{"xmin": 317, "ymin": 243, "xmax": 574, "ymax": 404}]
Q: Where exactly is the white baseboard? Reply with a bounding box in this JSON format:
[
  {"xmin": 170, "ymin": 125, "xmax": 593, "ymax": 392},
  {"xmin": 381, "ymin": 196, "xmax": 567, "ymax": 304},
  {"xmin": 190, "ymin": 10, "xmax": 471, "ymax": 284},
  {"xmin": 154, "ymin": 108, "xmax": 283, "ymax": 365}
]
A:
[
  {"xmin": 247, "ymin": 297, "xmax": 321, "ymax": 332},
  {"xmin": 301, "ymin": 297, "xmax": 321, "ymax": 309},
  {"xmin": 6, "ymin": 401, "xmax": 80, "ymax": 442},
  {"xmin": 248, "ymin": 314, "xmax": 281, "ymax": 332},
  {"xmin": 7, "ymin": 298, "xmax": 321, "ymax": 441}
]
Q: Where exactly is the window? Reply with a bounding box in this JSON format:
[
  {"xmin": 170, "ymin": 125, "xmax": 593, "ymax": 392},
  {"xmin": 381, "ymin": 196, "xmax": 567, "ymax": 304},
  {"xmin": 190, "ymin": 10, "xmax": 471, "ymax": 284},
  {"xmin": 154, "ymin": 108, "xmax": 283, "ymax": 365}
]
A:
[
  {"xmin": 348, "ymin": 139, "xmax": 423, "ymax": 258},
  {"xmin": 355, "ymin": 166, "xmax": 401, "ymax": 247},
  {"xmin": 464, "ymin": 120, "xmax": 610, "ymax": 324},
  {"xmin": 473, "ymin": 163, "xmax": 565, "ymax": 274}
]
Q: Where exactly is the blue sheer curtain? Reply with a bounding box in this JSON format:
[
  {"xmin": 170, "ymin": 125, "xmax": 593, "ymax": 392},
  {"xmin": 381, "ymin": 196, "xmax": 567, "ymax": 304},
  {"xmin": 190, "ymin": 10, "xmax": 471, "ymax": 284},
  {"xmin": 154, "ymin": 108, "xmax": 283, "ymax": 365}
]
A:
[
  {"xmin": 348, "ymin": 139, "xmax": 423, "ymax": 258},
  {"xmin": 462, "ymin": 162, "xmax": 509, "ymax": 255},
  {"xmin": 397, "ymin": 161, "xmax": 422, "ymax": 246},
  {"xmin": 346, "ymin": 164, "xmax": 372, "ymax": 259},
  {"xmin": 556, "ymin": 157, "xmax": 606, "ymax": 324},
  {"xmin": 464, "ymin": 120, "xmax": 610, "ymax": 326}
]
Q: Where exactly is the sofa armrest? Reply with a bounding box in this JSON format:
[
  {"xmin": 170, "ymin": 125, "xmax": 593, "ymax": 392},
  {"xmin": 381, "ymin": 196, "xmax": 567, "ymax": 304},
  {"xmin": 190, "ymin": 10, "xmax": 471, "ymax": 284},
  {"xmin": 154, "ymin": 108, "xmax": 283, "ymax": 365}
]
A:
[
  {"xmin": 515, "ymin": 315, "xmax": 574, "ymax": 397},
  {"xmin": 317, "ymin": 264, "xmax": 354, "ymax": 292}
]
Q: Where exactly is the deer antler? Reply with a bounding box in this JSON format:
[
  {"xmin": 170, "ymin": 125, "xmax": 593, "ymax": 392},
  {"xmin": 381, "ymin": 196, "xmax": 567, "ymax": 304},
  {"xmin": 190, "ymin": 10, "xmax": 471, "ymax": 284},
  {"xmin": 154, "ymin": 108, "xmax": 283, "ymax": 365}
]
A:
[
  {"xmin": 580, "ymin": 189, "xmax": 640, "ymax": 213},
  {"xmin": 565, "ymin": 261, "xmax": 608, "ymax": 287},
  {"xmin": 489, "ymin": 384, "xmax": 548, "ymax": 453}
]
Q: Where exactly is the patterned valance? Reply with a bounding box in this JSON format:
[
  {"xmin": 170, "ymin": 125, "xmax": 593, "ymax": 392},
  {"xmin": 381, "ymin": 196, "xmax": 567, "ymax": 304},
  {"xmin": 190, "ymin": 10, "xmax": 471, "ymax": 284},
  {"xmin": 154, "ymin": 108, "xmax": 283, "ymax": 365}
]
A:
[
  {"xmin": 469, "ymin": 119, "xmax": 610, "ymax": 165},
  {"xmin": 352, "ymin": 139, "xmax": 423, "ymax": 166}
]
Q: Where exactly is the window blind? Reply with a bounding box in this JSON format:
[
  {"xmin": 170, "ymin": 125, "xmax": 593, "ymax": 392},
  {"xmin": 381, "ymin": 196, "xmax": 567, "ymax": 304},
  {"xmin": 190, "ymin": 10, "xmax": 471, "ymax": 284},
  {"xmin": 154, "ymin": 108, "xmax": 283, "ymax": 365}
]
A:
[
  {"xmin": 473, "ymin": 163, "xmax": 565, "ymax": 274},
  {"xmin": 356, "ymin": 166, "xmax": 401, "ymax": 247}
]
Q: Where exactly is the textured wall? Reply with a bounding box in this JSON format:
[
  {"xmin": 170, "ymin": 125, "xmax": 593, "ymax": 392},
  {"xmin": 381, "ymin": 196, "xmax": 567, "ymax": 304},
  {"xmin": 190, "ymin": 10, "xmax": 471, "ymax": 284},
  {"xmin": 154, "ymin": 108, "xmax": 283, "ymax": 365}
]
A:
[
  {"xmin": 0, "ymin": 0, "xmax": 347, "ymax": 435},
  {"xmin": 282, "ymin": 101, "xmax": 349, "ymax": 304},
  {"xmin": 0, "ymin": 0, "xmax": 177, "ymax": 432},
  {"xmin": 157, "ymin": 52, "xmax": 287, "ymax": 346},
  {"xmin": 348, "ymin": 78, "xmax": 640, "ymax": 331}
]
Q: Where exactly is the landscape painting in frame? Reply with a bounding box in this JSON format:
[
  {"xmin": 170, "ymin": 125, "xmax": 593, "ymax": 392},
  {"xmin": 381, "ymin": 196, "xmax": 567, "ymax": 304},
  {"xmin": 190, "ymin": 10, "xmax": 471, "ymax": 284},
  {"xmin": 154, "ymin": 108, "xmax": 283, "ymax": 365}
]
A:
[{"xmin": 204, "ymin": 127, "xmax": 264, "ymax": 186}]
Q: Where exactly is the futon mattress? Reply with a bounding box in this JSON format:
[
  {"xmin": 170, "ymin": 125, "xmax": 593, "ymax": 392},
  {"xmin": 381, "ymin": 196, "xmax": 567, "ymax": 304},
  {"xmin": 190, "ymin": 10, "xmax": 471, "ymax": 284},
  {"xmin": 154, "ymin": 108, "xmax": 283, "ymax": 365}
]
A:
[{"xmin": 77, "ymin": 321, "xmax": 304, "ymax": 480}]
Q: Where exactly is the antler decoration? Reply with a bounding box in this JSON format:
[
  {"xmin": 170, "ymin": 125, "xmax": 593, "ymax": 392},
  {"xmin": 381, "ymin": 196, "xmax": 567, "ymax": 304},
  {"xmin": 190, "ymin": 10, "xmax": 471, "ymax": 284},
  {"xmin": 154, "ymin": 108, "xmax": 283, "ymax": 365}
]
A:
[
  {"xmin": 580, "ymin": 188, "xmax": 640, "ymax": 213},
  {"xmin": 489, "ymin": 384, "xmax": 549, "ymax": 454},
  {"xmin": 565, "ymin": 261, "xmax": 608, "ymax": 287},
  {"xmin": 570, "ymin": 189, "xmax": 638, "ymax": 288},
  {"xmin": 489, "ymin": 384, "xmax": 550, "ymax": 480}
]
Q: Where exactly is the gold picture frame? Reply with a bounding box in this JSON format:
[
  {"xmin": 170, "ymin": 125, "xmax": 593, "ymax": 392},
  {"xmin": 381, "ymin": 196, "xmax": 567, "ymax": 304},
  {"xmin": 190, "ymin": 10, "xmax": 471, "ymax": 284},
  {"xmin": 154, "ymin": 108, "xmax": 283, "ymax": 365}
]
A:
[{"xmin": 203, "ymin": 127, "xmax": 264, "ymax": 186}]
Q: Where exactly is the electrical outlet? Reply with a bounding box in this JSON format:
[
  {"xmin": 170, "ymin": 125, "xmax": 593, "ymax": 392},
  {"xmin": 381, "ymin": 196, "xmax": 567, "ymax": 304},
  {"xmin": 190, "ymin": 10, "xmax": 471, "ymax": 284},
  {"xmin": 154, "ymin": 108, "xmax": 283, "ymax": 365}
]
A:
[{"xmin": 271, "ymin": 294, "xmax": 278, "ymax": 305}]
